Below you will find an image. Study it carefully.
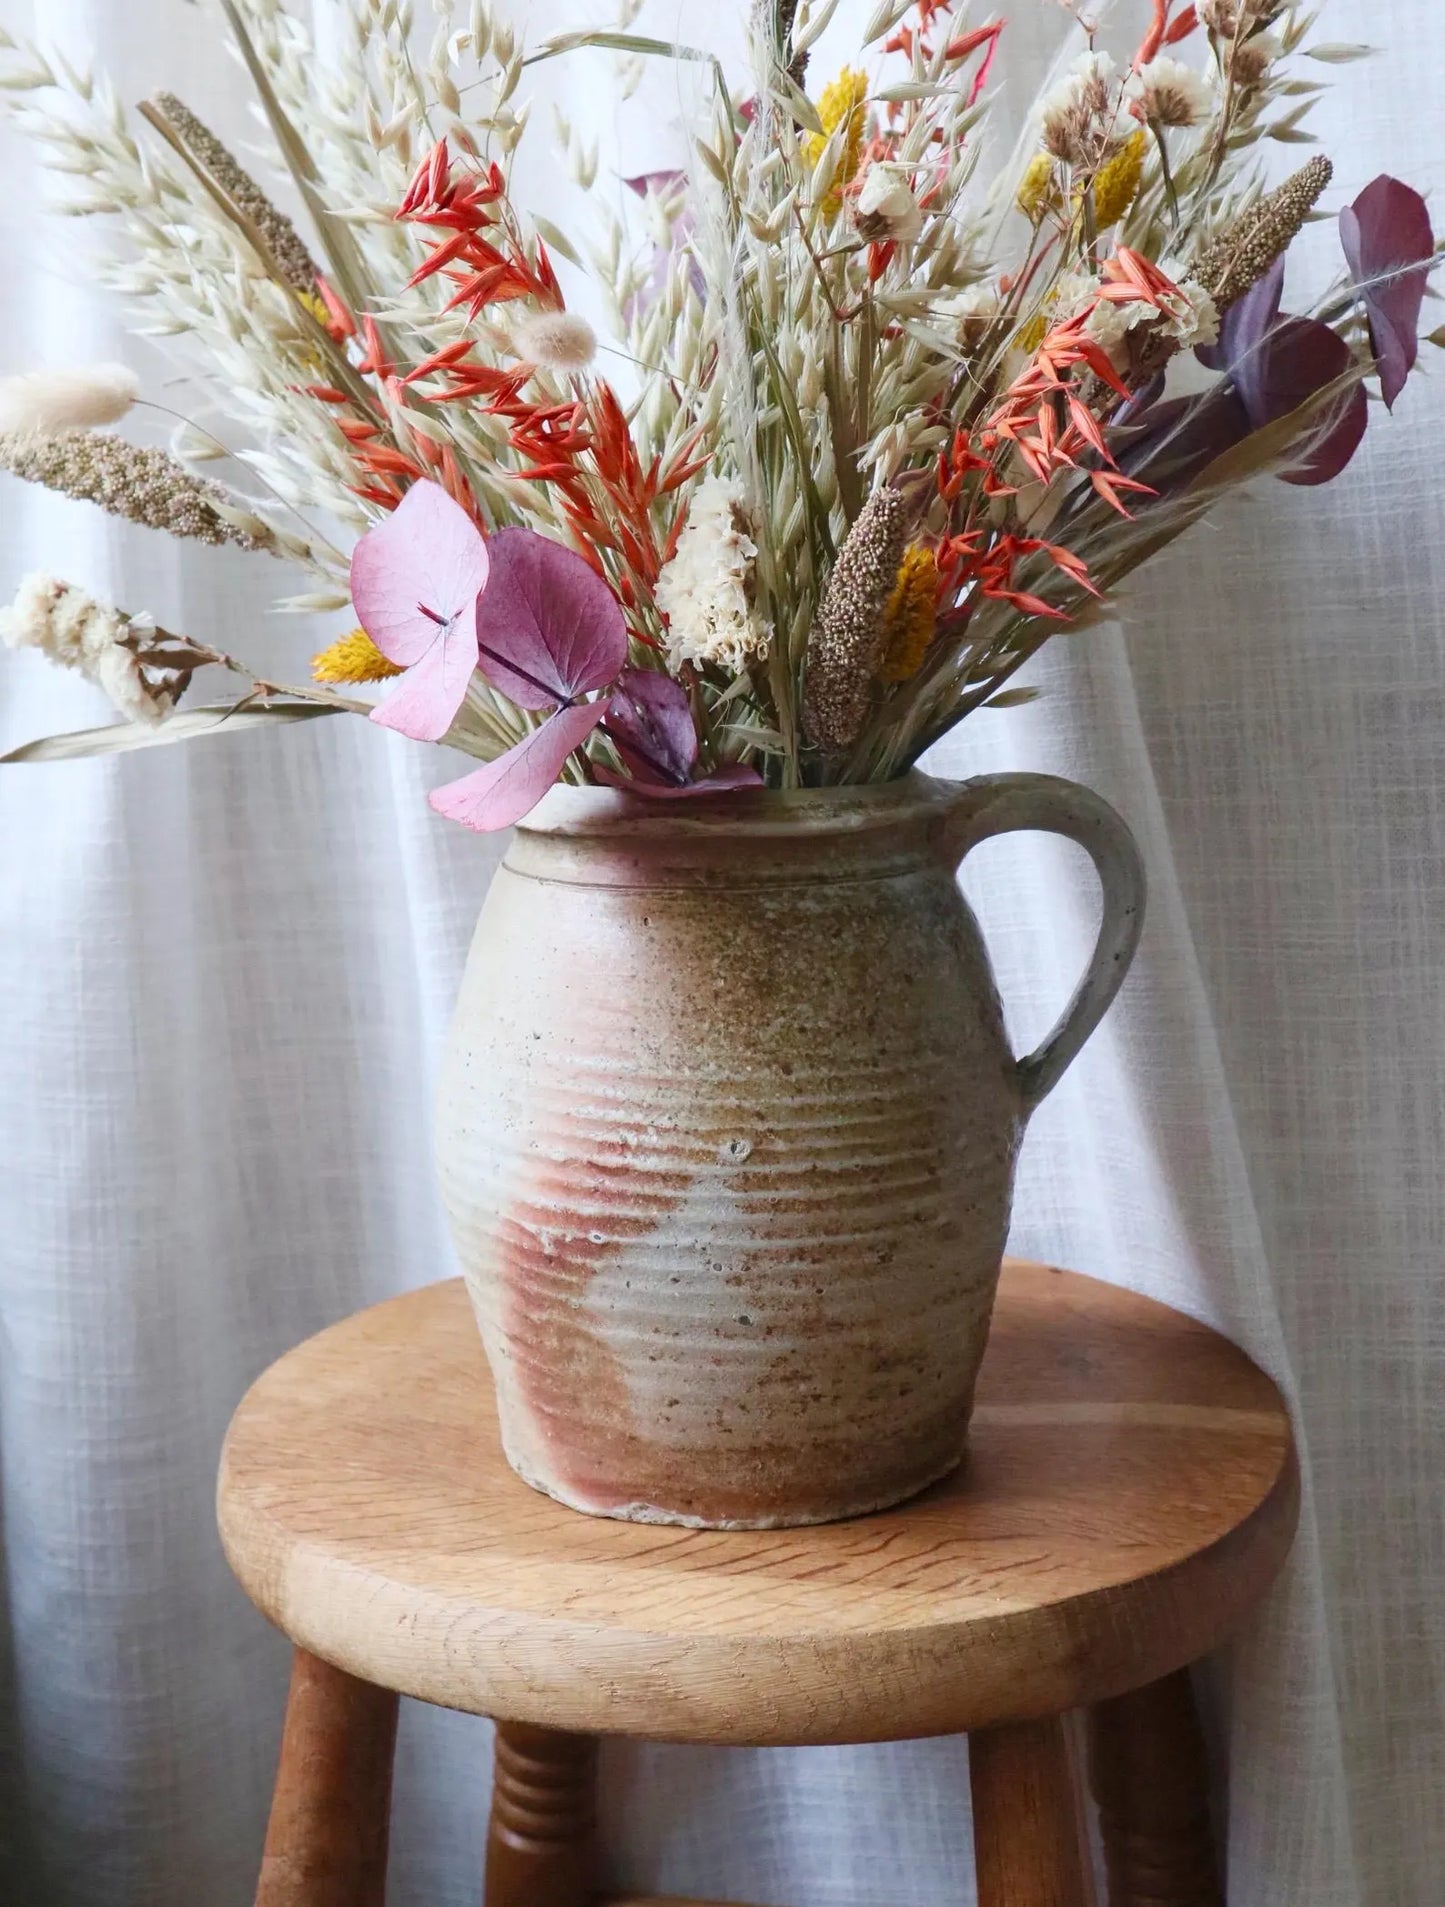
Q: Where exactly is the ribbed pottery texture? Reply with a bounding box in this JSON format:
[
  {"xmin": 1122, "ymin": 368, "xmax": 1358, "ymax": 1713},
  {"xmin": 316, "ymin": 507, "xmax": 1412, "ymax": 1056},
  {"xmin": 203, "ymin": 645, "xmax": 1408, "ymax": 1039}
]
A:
[{"xmin": 435, "ymin": 772, "xmax": 1143, "ymax": 1527}]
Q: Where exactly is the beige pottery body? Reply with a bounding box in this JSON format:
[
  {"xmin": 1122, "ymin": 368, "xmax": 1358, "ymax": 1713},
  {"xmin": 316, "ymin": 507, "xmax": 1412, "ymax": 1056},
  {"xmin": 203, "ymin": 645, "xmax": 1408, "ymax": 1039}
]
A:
[{"xmin": 436, "ymin": 771, "xmax": 1143, "ymax": 1528}]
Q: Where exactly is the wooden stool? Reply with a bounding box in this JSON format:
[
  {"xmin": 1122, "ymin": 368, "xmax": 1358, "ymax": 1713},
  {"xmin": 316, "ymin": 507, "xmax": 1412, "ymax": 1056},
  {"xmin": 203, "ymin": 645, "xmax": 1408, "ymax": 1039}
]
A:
[{"xmin": 219, "ymin": 1260, "xmax": 1297, "ymax": 1907}]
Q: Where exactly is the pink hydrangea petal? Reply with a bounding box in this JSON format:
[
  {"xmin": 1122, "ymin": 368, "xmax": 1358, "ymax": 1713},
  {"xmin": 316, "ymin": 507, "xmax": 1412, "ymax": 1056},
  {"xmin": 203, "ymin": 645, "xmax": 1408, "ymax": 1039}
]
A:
[
  {"xmin": 428, "ymin": 702, "xmax": 606, "ymax": 832},
  {"xmin": 369, "ymin": 617, "xmax": 479, "ymax": 742},
  {"xmin": 474, "ymin": 528, "xmax": 627, "ymax": 708},
  {"xmin": 594, "ymin": 761, "xmax": 764, "ymax": 798},
  {"xmin": 350, "ymin": 480, "xmax": 490, "ymax": 666}
]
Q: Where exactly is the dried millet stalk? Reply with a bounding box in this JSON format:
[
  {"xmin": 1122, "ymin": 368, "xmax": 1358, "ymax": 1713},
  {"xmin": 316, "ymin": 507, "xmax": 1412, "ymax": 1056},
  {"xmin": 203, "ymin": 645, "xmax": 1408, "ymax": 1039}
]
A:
[
  {"xmin": 153, "ymin": 93, "xmax": 320, "ymax": 296},
  {"xmin": 1193, "ymin": 156, "xmax": 1334, "ymax": 311},
  {"xmin": 803, "ymin": 486, "xmax": 910, "ymax": 753},
  {"xmin": 0, "ymin": 431, "xmax": 282, "ymax": 553}
]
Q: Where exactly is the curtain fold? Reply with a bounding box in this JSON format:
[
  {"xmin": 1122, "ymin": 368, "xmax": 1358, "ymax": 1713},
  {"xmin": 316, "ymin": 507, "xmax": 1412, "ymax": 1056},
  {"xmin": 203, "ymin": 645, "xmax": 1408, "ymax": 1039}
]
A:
[{"xmin": 1, "ymin": 3, "xmax": 1441, "ymax": 1904}]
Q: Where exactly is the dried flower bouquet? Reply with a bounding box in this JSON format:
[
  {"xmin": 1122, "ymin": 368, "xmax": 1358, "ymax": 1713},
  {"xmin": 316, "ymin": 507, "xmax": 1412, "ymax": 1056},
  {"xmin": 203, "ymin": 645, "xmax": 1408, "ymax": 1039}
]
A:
[{"xmin": 0, "ymin": 0, "xmax": 1438, "ymax": 829}]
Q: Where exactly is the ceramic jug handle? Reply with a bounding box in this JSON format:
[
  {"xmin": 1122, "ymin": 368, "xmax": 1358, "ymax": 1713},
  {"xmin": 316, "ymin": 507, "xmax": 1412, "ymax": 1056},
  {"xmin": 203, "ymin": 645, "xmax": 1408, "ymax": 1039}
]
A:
[{"xmin": 943, "ymin": 773, "xmax": 1146, "ymax": 1112}]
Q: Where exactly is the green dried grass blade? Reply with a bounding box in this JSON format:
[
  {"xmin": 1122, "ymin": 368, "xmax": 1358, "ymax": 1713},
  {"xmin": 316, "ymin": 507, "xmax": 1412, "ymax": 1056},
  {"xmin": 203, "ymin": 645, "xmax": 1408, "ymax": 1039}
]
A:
[
  {"xmin": 1187, "ymin": 369, "xmax": 1365, "ymax": 494},
  {"xmin": 2, "ymin": 700, "xmax": 346, "ymax": 763},
  {"xmin": 216, "ymin": 0, "xmax": 374, "ymax": 321}
]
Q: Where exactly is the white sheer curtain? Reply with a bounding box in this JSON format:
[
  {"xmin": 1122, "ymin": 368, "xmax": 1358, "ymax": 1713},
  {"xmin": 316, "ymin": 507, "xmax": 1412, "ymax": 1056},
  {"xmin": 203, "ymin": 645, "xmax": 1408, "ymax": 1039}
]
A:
[{"xmin": 1, "ymin": 2, "xmax": 1441, "ymax": 1903}]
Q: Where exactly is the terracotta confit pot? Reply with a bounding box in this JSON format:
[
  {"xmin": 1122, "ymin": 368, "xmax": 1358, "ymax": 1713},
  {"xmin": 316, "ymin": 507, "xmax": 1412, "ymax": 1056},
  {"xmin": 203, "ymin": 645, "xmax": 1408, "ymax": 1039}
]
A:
[{"xmin": 435, "ymin": 771, "xmax": 1144, "ymax": 1528}]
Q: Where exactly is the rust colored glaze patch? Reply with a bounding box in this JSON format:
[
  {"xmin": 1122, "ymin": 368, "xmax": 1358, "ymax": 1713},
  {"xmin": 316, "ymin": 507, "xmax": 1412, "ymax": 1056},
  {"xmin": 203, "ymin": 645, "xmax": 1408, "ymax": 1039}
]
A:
[{"xmin": 490, "ymin": 1116, "xmax": 693, "ymax": 1516}]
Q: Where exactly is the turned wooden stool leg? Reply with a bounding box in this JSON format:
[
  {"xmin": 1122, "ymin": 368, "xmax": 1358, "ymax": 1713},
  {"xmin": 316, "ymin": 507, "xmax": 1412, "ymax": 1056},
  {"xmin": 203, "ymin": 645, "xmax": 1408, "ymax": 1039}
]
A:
[
  {"xmin": 1087, "ymin": 1669, "xmax": 1222, "ymax": 1906},
  {"xmin": 254, "ymin": 1648, "xmax": 399, "ymax": 1907},
  {"xmin": 970, "ymin": 1716, "xmax": 1093, "ymax": 1907},
  {"xmin": 485, "ymin": 1721, "xmax": 599, "ymax": 1907}
]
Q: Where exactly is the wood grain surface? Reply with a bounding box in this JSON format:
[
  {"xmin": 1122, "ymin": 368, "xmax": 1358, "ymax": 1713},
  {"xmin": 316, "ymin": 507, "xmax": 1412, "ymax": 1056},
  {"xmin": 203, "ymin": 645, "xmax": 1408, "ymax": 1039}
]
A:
[
  {"xmin": 1088, "ymin": 1669, "xmax": 1223, "ymax": 1905},
  {"xmin": 218, "ymin": 1261, "xmax": 1297, "ymax": 1746},
  {"xmin": 484, "ymin": 1722, "xmax": 597, "ymax": 1907},
  {"xmin": 252, "ymin": 1650, "xmax": 397, "ymax": 1907},
  {"xmin": 969, "ymin": 1717, "xmax": 1094, "ymax": 1907}
]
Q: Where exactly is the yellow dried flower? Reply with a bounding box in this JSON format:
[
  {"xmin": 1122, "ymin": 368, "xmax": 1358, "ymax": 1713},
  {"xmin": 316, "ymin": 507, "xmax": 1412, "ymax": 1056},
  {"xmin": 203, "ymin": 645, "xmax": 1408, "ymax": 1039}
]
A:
[
  {"xmin": 803, "ymin": 68, "xmax": 869, "ymax": 215},
  {"xmin": 1016, "ymin": 153, "xmax": 1059, "ymax": 223},
  {"xmin": 311, "ymin": 627, "xmax": 404, "ymax": 684},
  {"xmin": 1017, "ymin": 309, "xmax": 1049, "ymax": 354},
  {"xmin": 1088, "ymin": 130, "xmax": 1146, "ymax": 230},
  {"xmin": 880, "ymin": 546, "xmax": 939, "ymax": 684}
]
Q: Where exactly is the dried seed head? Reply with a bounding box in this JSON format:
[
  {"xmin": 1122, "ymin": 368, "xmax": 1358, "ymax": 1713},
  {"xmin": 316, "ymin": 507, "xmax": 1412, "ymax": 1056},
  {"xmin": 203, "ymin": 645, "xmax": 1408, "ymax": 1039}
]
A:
[
  {"xmin": 1089, "ymin": 131, "xmax": 1146, "ymax": 230},
  {"xmin": 1199, "ymin": 0, "xmax": 1281, "ymax": 35},
  {"xmin": 1193, "ymin": 155, "xmax": 1334, "ymax": 310},
  {"xmin": 1039, "ymin": 53, "xmax": 1125, "ymax": 168},
  {"xmin": 311, "ymin": 627, "xmax": 405, "ymax": 684},
  {"xmin": 855, "ymin": 166, "xmax": 923, "ymax": 243},
  {"xmin": 879, "ymin": 546, "xmax": 938, "ymax": 684},
  {"xmin": 803, "ymin": 484, "xmax": 910, "ymax": 753},
  {"xmin": 0, "ymin": 430, "xmax": 282, "ymax": 552},
  {"xmin": 0, "ymin": 573, "xmax": 177, "ymax": 724},
  {"xmin": 0, "ymin": 363, "xmax": 139, "ymax": 434},
  {"xmin": 154, "ymin": 93, "xmax": 320, "ymax": 296},
  {"xmin": 1127, "ymin": 57, "xmax": 1211, "ymax": 131},
  {"xmin": 511, "ymin": 310, "xmax": 598, "ymax": 373}
]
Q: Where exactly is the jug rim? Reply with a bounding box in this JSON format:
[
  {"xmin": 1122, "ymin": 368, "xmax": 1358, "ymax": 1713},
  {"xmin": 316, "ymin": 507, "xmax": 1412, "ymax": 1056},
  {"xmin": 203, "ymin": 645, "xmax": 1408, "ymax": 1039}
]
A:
[{"xmin": 517, "ymin": 769, "xmax": 962, "ymax": 843}]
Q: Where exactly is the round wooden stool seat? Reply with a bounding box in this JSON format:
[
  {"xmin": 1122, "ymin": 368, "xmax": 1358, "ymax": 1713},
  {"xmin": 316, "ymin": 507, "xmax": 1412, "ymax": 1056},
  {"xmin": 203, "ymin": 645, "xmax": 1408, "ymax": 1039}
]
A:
[{"xmin": 219, "ymin": 1259, "xmax": 1296, "ymax": 1750}]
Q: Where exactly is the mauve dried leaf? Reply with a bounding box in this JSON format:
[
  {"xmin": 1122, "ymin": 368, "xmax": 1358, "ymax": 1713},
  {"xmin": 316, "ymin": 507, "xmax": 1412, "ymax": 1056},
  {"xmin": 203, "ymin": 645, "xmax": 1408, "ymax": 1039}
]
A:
[
  {"xmin": 1339, "ymin": 174, "xmax": 1435, "ymax": 409},
  {"xmin": 474, "ymin": 527, "xmax": 627, "ymax": 709},
  {"xmin": 605, "ymin": 666, "xmax": 698, "ymax": 784}
]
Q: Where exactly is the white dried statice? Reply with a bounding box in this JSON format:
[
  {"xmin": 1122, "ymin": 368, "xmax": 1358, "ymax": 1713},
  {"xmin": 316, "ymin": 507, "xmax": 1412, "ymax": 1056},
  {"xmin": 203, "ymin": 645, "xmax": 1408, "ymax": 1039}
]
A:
[
  {"xmin": 0, "ymin": 573, "xmax": 176, "ymax": 724},
  {"xmin": 1221, "ymin": 31, "xmax": 1280, "ymax": 90},
  {"xmin": 0, "ymin": 364, "xmax": 139, "ymax": 434},
  {"xmin": 1128, "ymin": 57, "xmax": 1212, "ymax": 129},
  {"xmin": 654, "ymin": 475, "xmax": 770, "ymax": 674},
  {"xmin": 1086, "ymin": 277, "xmax": 1220, "ymax": 358},
  {"xmin": 939, "ymin": 284, "xmax": 1001, "ymax": 348},
  {"xmin": 855, "ymin": 166, "xmax": 923, "ymax": 243},
  {"xmin": 1038, "ymin": 53, "xmax": 1128, "ymax": 166}
]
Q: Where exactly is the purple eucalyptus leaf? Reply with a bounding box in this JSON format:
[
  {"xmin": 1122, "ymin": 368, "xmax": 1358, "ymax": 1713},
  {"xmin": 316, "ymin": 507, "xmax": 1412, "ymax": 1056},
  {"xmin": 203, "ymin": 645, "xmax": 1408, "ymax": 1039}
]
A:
[
  {"xmin": 473, "ymin": 528, "xmax": 627, "ymax": 710},
  {"xmin": 604, "ymin": 666, "xmax": 699, "ymax": 785},
  {"xmin": 428, "ymin": 701, "xmax": 606, "ymax": 832},
  {"xmin": 1195, "ymin": 256, "xmax": 1284, "ymax": 373},
  {"xmin": 623, "ymin": 169, "xmax": 688, "ymax": 199},
  {"xmin": 1340, "ymin": 175, "xmax": 1435, "ymax": 409},
  {"xmin": 1237, "ymin": 315, "xmax": 1368, "ymax": 485},
  {"xmin": 622, "ymin": 171, "xmax": 703, "ymax": 320},
  {"xmin": 594, "ymin": 760, "xmax": 764, "ymax": 798},
  {"xmin": 1109, "ymin": 372, "xmax": 1167, "ymax": 427},
  {"xmin": 1114, "ymin": 387, "xmax": 1252, "ymax": 494}
]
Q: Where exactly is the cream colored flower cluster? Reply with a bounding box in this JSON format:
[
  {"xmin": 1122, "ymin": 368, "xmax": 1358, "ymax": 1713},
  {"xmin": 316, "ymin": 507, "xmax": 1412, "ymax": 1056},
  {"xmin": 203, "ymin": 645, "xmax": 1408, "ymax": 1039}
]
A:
[
  {"xmin": 0, "ymin": 573, "xmax": 175, "ymax": 725},
  {"xmin": 654, "ymin": 476, "xmax": 771, "ymax": 675}
]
